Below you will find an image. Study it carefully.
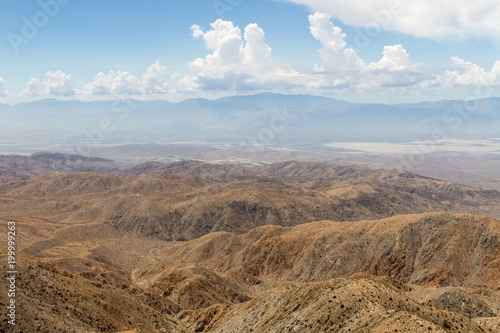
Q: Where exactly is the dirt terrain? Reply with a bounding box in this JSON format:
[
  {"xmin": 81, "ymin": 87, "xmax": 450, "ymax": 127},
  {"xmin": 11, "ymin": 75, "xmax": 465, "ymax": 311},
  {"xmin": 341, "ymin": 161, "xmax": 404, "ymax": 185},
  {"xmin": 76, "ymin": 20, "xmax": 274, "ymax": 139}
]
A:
[
  {"xmin": 1, "ymin": 160, "xmax": 500, "ymax": 242},
  {"xmin": 1, "ymin": 158, "xmax": 500, "ymax": 332}
]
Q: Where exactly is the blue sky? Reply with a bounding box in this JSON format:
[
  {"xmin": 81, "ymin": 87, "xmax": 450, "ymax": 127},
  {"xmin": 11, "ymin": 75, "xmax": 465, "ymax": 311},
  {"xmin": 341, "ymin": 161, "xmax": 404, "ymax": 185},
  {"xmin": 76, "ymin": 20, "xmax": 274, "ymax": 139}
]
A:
[{"xmin": 0, "ymin": 0, "xmax": 499, "ymax": 104}]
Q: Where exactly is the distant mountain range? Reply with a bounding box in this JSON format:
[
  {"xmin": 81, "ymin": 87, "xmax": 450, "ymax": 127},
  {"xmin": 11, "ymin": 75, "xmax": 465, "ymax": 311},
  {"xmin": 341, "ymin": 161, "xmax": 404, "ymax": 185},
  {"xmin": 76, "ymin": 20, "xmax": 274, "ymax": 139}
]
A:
[{"xmin": 1, "ymin": 94, "xmax": 499, "ymax": 150}]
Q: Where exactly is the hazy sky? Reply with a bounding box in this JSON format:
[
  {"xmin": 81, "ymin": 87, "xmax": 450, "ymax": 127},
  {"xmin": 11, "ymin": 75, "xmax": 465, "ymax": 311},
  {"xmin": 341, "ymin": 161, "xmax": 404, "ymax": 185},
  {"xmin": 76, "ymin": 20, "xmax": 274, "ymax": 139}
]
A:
[{"xmin": 0, "ymin": 0, "xmax": 499, "ymax": 104}]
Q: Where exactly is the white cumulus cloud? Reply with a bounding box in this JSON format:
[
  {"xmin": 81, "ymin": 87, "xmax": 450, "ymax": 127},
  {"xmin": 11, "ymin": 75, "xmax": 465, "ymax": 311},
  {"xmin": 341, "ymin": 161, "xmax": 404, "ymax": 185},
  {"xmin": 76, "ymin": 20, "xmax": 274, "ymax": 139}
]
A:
[
  {"xmin": 22, "ymin": 78, "xmax": 43, "ymax": 98},
  {"xmin": 21, "ymin": 71, "xmax": 75, "ymax": 98},
  {"xmin": 191, "ymin": 20, "xmax": 244, "ymax": 67},
  {"xmin": 282, "ymin": 0, "xmax": 500, "ymax": 40},
  {"xmin": 309, "ymin": 12, "xmax": 365, "ymax": 71},
  {"xmin": 81, "ymin": 61, "xmax": 170, "ymax": 96},
  {"xmin": 366, "ymin": 45, "xmax": 410, "ymax": 71},
  {"xmin": 20, "ymin": 62, "xmax": 170, "ymax": 100},
  {"xmin": 183, "ymin": 19, "xmax": 306, "ymax": 92},
  {"xmin": 184, "ymin": 15, "xmax": 428, "ymax": 94},
  {"xmin": 242, "ymin": 23, "xmax": 272, "ymax": 65},
  {"xmin": 142, "ymin": 60, "xmax": 169, "ymax": 93},
  {"xmin": 44, "ymin": 71, "xmax": 75, "ymax": 96},
  {"xmin": 82, "ymin": 71, "xmax": 144, "ymax": 96},
  {"xmin": 308, "ymin": 12, "xmax": 422, "ymax": 90},
  {"xmin": 422, "ymin": 57, "xmax": 500, "ymax": 88}
]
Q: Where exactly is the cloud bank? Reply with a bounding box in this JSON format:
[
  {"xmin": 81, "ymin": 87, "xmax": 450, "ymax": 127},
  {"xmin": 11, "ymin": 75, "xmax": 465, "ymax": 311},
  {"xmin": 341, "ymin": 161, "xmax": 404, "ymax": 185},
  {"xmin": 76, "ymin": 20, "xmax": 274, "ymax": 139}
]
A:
[
  {"xmin": 282, "ymin": 0, "xmax": 500, "ymax": 40},
  {"xmin": 19, "ymin": 61, "xmax": 170, "ymax": 99},
  {"xmin": 4, "ymin": 13, "xmax": 499, "ymax": 102}
]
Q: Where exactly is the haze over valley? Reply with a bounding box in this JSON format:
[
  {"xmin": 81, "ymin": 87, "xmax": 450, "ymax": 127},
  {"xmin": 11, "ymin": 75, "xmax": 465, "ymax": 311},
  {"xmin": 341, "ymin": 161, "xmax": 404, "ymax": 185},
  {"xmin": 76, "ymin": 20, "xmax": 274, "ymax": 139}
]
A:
[{"xmin": 2, "ymin": 94, "xmax": 500, "ymax": 191}]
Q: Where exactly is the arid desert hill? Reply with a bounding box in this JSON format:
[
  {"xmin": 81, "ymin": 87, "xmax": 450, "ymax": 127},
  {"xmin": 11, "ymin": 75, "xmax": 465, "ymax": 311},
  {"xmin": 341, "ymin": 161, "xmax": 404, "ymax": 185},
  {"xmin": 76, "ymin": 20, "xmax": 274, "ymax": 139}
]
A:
[
  {"xmin": 2, "ymin": 158, "xmax": 500, "ymax": 332},
  {"xmin": 138, "ymin": 213, "xmax": 500, "ymax": 288},
  {"xmin": 1, "ymin": 212, "xmax": 500, "ymax": 332},
  {"xmin": 1, "ymin": 164, "xmax": 500, "ymax": 241},
  {"xmin": 0, "ymin": 152, "xmax": 120, "ymax": 179}
]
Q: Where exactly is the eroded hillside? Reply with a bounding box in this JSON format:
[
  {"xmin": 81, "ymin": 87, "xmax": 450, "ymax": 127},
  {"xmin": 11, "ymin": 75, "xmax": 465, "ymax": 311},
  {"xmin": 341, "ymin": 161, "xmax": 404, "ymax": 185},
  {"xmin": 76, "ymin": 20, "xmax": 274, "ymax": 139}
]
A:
[
  {"xmin": 2, "ymin": 164, "xmax": 500, "ymax": 242},
  {"xmin": 1, "ymin": 160, "xmax": 500, "ymax": 332}
]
